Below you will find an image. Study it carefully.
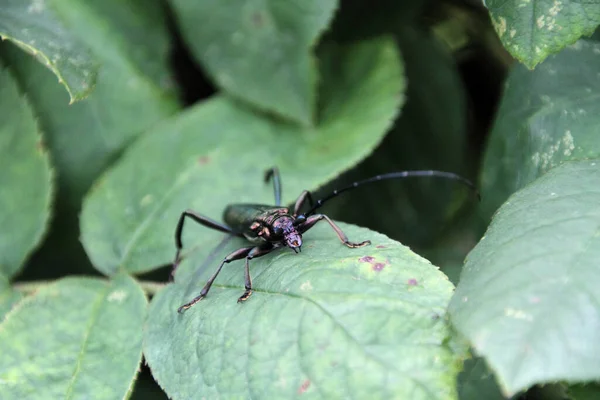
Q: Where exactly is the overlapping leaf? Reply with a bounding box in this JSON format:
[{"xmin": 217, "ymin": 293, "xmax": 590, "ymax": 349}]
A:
[
  {"xmin": 145, "ymin": 223, "xmax": 459, "ymax": 399},
  {"xmin": 0, "ymin": 274, "xmax": 147, "ymax": 399},
  {"xmin": 169, "ymin": 0, "xmax": 337, "ymax": 125},
  {"xmin": 0, "ymin": 0, "xmax": 97, "ymax": 101},
  {"xmin": 450, "ymin": 160, "xmax": 600, "ymax": 395},
  {"xmin": 0, "ymin": 66, "xmax": 53, "ymax": 279},
  {"xmin": 80, "ymin": 37, "xmax": 404, "ymax": 275},
  {"xmin": 486, "ymin": 0, "xmax": 600, "ymax": 67},
  {"xmin": 480, "ymin": 39, "xmax": 600, "ymax": 218}
]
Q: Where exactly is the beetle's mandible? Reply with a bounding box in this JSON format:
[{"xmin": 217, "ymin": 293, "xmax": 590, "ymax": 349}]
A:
[{"xmin": 172, "ymin": 167, "xmax": 478, "ymax": 313}]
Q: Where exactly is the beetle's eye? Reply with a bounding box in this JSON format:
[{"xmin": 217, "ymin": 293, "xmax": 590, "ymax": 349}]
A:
[{"xmin": 273, "ymin": 227, "xmax": 283, "ymax": 236}]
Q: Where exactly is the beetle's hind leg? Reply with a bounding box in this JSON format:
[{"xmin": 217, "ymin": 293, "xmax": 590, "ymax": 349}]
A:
[
  {"xmin": 171, "ymin": 210, "xmax": 237, "ymax": 281},
  {"xmin": 238, "ymin": 244, "xmax": 274, "ymax": 303},
  {"xmin": 298, "ymin": 214, "xmax": 371, "ymax": 248}
]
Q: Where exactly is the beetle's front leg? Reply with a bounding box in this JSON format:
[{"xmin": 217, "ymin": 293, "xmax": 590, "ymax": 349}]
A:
[
  {"xmin": 298, "ymin": 214, "xmax": 371, "ymax": 248},
  {"xmin": 238, "ymin": 243, "xmax": 274, "ymax": 303}
]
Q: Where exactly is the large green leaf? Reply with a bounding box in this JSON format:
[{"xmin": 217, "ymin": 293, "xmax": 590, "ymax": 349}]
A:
[
  {"xmin": 169, "ymin": 0, "xmax": 337, "ymax": 125},
  {"xmin": 486, "ymin": 0, "xmax": 600, "ymax": 68},
  {"xmin": 0, "ymin": 66, "xmax": 53, "ymax": 279},
  {"xmin": 145, "ymin": 223, "xmax": 459, "ymax": 399},
  {"xmin": 449, "ymin": 160, "xmax": 600, "ymax": 395},
  {"xmin": 0, "ymin": 276, "xmax": 21, "ymax": 323},
  {"xmin": 0, "ymin": 0, "xmax": 98, "ymax": 101},
  {"xmin": 0, "ymin": 274, "xmax": 147, "ymax": 399},
  {"xmin": 481, "ymin": 39, "xmax": 600, "ymax": 219},
  {"xmin": 80, "ymin": 37, "xmax": 404, "ymax": 276}
]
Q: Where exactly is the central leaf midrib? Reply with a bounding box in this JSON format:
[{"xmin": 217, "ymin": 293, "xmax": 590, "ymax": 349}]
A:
[{"xmin": 65, "ymin": 283, "xmax": 111, "ymax": 399}]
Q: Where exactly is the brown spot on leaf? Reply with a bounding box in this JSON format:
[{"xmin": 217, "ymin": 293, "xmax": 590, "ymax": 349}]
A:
[
  {"xmin": 407, "ymin": 278, "xmax": 418, "ymax": 286},
  {"xmin": 359, "ymin": 256, "xmax": 374, "ymax": 263},
  {"xmin": 252, "ymin": 12, "xmax": 265, "ymax": 27},
  {"xmin": 373, "ymin": 263, "xmax": 385, "ymax": 272},
  {"xmin": 198, "ymin": 155, "xmax": 211, "ymax": 165},
  {"xmin": 376, "ymin": 245, "xmax": 386, "ymax": 249},
  {"xmin": 298, "ymin": 379, "xmax": 310, "ymax": 394}
]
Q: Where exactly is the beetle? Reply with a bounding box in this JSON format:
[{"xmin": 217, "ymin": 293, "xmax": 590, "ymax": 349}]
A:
[{"xmin": 172, "ymin": 167, "xmax": 477, "ymax": 313}]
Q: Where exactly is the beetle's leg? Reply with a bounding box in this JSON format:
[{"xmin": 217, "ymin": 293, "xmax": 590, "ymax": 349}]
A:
[
  {"xmin": 238, "ymin": 244, "xmax": 274, "ymax": 303},
  {"xmin": 264, "ymin": 167, "xmax": 282, "ymax": 206},
  {"xmin": 298, "ymin": 214, "xmax": 371, "ymax": 248},
  {"xmin": 172, "ymin": 210, "xmax": 236, "ymax": 280},
  {"xmin": 178, "ymin": 246, "xmax": 254, "ymax": 313},
  {"xmin": 293, "ymin": 190, "xmax": 314, "ymax": 216}
]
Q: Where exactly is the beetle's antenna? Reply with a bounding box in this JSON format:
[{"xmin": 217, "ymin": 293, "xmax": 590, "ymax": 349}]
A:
[{"xmin": 303, "ymin": 170, "xmax": 480, "ymax": 216}]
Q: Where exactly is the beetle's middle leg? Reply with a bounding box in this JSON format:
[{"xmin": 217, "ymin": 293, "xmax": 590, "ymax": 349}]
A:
[
  {"xmin": 298, "ymin": 214, "xmax": 371, "ymax": 248},
  {"xmin": 264, "ymin": 167, "xmax": 282, "ymax": 206},
  {"xmin": 178, "ymin": 246, "xmax": 254, "ymax": 313},
  {"xmin": 238, "ymin": 243, "xmax": 274, "ymax": 303},
  {"xmin": 172, "ymin": 210, "xmax": 237, "ymax": 280}
]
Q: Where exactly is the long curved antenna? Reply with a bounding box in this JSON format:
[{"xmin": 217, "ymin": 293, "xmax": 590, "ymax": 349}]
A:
[{"xmin": 303, "ymin": 170, "xmax": 480, "ymax": 217}]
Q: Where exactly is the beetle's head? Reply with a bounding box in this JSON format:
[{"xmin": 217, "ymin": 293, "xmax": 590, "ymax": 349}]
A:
[{"xmin": 273, "ymin": 216, "xmax": 303, "ymax": 253}]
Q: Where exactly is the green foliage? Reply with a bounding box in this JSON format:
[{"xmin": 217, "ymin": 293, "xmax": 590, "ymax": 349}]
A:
[
  {"xmin": 0, "ymin": 66, "xmax": 53, "ymax": 279},
  {"xmin": 80, "ymin": 38, "xmax": 404, "ymax": 276},
  {"xmin": 0, "ymin": 0, "xmax": 98, "ymax": 101},
  {"xmin": 1, "ymin": 1, "xmax": 599, "ymax": 399},
  {"xmin": 480, "ymin": 39, "xmax": 600, "ymax": 219},
  {"xmin": 0, "ymin": 275, "xmax": 146, "ymax": 399},
  {"xmin": 147, "ymin": 223, "xmax": 458, "ymax": 399},
  {"xmin": 486, "ymin": 0, "xmax": 600, "ymax": 68},
  {"xmin": 169, "ymin": 0, "xmax": 337, "ymax": 125},
  {"xmin": 450, "ymin": 161, "xmax": 600, "ymax": 395}
]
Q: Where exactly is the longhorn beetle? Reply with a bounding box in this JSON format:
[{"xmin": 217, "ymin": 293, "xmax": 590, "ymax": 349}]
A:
[{"xmin": 173, "ymin": 168, "xmax": 477, "ymax": 313}]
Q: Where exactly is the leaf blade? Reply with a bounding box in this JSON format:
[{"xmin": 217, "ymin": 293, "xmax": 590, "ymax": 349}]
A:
[
  {"xmin": 145, "ymin": 223, "xmax": 459, "ymax": 399},
  {"xmin": 0, "ymin": 274, "xmax": 147, "ymax": 399},
  {"xmin": 450, "ymin": 160, "xmax": 600, "ymax": 395},
  {"xmin": 0, "ymin": 0, "xmax": 98, "ymax": 101},
  {"xmin": 487, "ymin": 0, "xmax": 600, "ymax": 67},
  {"xmin": 0, "ymin": 65, "xmax": 53, "ymax": 278},
  {"xmin": 169, "ymin": 0, "xmax": 338, "ymax": 124}
]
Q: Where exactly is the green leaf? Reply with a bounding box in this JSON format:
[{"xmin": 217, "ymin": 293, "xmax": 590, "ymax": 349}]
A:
[
  {"xmin": 0, "ymin": 276, "xmax": 22, "ymax": 323},
  {"xmin": 0, "ymin": 65, "xmax": 53, "ymax": 278},
  {"xmin": 80, "ymin": 37, "xmax": 404, "ymax": 276},
  {"xmin": 449, "ymin": 160, "xmax": 600, "ymax": 395},
  {"xmin": 50, "ymin": 0, "xmax": 174, "ymax": 95},
  {"xmin": 145, "ymin": 223, "xmax": 459, "ymax": 399},
  {"xmin": 0, "ymin": 0, "xmax": 98, "ymax": 101},
  {"xmin": 486, "ymin": 0, "xmax": 600, "ymax": 68},
  {"xmin": 480, "ymin": 39, "xmax": 600, "ymax": 219},
  {"xmin": 3, "ymin": 41, "xmax": 178, "ymax": 206},
  {"xmin": 169, "ymin": 0, "xmax": 337, "ymax": 125},
  {"xmin": 568, "ymin": 383, "xmax": 600, "ymax": 400},
  {"xmin": 0, "ymin": 274, "xmax": 147, "ymax": 399},
  {"xmin": 324, "ymin": 26, "xmax": 471, "ymax": 248},
  {"xmin": 458, "ymin": 357, "xmax": 506, "ymax": 400}
]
